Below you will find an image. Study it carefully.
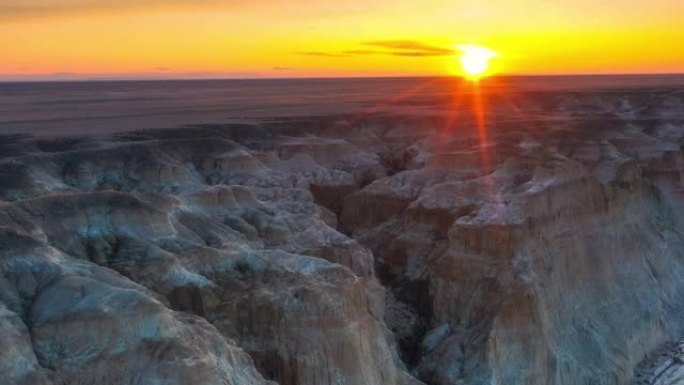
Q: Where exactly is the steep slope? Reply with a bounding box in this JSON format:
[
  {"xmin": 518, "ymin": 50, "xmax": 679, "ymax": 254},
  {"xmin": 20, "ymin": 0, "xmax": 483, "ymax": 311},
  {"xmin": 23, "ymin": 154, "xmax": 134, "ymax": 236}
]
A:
[
  {"xmin": 0, "ymin": 130, "xmax": 419, "ymax": 385},
  {"xmin": 1, "ymin": 85, "xmax": 684, "ymax": 385}
]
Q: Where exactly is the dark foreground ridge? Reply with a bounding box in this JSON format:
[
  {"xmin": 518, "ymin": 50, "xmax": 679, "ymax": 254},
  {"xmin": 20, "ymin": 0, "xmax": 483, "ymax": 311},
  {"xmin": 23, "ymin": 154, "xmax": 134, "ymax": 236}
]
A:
[{"xmin": 2, "ymin": 79, "xmax": 684, "ymax": 385}]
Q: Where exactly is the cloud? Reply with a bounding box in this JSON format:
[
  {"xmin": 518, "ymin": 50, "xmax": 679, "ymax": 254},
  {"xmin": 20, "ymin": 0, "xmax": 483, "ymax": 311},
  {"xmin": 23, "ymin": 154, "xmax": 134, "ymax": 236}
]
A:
[
  {"xmin": 273, "ymin": 66, "xmax": 295, "ymax": 70},
  {"xmin": 299, "ymin": 40, "xmax": 455, "ymax": 58},
  {"xmin": 297, "ymin": 51, "xmax": 350, "ymax": 57},
  {"xmin": 342, "ymin": 49, "xmax": 378, "ymax": 55},
  {"xmin": 363, "ymin": 40, "xmax": 455, "ymax": 56}
]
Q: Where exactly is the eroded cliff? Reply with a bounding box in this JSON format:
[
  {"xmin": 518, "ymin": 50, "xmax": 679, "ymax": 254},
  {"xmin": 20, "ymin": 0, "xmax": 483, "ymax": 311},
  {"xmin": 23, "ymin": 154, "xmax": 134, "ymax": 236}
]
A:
[{"xmin": 1, "ymin": 83, "xmax": 684, "ymax": 385}]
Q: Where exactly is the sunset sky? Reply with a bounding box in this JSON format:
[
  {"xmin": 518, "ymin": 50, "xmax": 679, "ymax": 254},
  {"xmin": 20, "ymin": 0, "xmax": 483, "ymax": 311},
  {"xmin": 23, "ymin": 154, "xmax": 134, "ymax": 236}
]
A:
[{"xmin": 2, "ymin": 0, "xmax": 684, "ymax": 79}]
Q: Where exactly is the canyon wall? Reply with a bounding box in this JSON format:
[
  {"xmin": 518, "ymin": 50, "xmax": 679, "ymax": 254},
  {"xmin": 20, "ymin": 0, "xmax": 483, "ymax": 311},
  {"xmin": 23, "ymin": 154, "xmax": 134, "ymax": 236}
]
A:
[{"xmin": 1, "ymin": 86, "xmax": 684, "ymax": 384}]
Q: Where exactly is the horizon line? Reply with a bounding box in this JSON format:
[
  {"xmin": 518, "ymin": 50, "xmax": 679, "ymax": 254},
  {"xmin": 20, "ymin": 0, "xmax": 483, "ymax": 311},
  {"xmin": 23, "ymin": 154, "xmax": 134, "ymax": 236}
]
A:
[{"xmin": 2, "ymin": 72, "xmax": 684, "ymax": 84}]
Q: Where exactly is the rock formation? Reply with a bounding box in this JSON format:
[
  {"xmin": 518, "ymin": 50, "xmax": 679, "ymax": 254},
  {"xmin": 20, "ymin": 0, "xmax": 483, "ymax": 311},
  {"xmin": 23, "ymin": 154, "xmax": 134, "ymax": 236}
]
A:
[{"xmin": 1, "ymin": 79, "xmax": 684, "ymax": 385}]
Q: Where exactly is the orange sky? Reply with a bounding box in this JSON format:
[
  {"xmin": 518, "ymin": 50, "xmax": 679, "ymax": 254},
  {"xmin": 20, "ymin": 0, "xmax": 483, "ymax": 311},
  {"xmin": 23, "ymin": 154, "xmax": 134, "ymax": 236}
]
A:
[{"xmin": 2, "ymin": 0, "xmax": 683, "ymax": 79}]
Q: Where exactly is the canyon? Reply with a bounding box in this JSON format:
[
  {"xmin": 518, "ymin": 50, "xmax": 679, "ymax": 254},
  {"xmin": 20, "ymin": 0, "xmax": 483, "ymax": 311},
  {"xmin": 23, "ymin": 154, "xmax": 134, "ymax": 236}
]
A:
[{"xmin": 1, "ymin": 76, "xmax": 684, "ymax": 385}]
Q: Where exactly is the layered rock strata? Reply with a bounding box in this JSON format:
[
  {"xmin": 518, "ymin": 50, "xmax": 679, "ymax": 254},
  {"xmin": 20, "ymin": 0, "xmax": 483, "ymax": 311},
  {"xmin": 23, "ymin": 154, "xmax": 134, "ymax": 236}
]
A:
[{"xmin": 1, "ymin": 85, "xmax": 684, "ymax": 385}]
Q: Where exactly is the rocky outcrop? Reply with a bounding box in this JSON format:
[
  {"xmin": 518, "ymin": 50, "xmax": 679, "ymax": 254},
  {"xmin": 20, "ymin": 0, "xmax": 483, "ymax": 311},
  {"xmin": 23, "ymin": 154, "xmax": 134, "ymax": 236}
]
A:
[
  {"xmin": 0, "ymin": 127, "xmax": 417, "ymax": 385},
  {"xmin": 336, "ymin": 90, "xmax": 684, "ymax": 385},
  {"xmin": 0, "ymin": 239, "xmax": 274, "ymax": 385},
  {"xmin": 1, "ymin": 83, "xmax": 684, "ymax": 385}
]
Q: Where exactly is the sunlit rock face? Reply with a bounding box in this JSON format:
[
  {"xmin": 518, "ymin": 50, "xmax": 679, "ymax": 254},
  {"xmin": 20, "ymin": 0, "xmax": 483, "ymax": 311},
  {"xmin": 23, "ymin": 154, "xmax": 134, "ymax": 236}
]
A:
[
  {"xmin": 336, "ymin": 90, "xmax": 684, "ymax": 385},
  {"xmin": 1, "ymin": 80, "xmax": 684, "ymax": 385}
]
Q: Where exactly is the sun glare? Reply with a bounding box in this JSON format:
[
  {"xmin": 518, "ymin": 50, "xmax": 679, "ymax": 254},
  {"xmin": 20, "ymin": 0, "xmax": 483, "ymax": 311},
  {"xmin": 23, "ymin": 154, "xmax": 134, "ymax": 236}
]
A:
[{"xmin": 458, "ymin": 45, "xmax": 498, "ymax": 79}]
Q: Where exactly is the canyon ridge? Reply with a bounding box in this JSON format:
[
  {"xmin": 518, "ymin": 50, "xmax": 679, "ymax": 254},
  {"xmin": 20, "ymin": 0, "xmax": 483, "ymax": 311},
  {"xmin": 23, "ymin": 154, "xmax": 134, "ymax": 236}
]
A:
[{"xmin": 1, "ymin": 76, "xmax": 684, "ymax": 385}]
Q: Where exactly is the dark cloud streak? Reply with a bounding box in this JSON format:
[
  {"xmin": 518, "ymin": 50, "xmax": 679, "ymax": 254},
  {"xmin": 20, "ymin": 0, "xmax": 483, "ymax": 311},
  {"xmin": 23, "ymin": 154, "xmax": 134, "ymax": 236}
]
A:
[
  {"xmin": 363, "ymin": 40, "xmax": 455, "ymax": 55},
  {"xmin": 299, "ymin": 40, "xmax": 455, "ymax": 58},
  {"xmin": 297, "ymin": 51, "xmax": 351, "ymax": 57}
]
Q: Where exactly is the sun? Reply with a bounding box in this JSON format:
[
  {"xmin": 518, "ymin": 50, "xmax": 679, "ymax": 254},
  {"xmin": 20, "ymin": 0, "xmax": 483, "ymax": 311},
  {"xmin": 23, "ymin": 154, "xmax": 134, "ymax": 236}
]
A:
[{"xmin": 458, "ymin": 45, "xmax": 498, "ymax": 79}]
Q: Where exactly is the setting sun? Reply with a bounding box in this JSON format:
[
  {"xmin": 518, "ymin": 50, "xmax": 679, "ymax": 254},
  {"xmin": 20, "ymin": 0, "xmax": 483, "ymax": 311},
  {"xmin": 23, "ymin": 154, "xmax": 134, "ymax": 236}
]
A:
[{"xmin": 458, "ymin": 45, "xmax": 499, "ymax": 79}]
